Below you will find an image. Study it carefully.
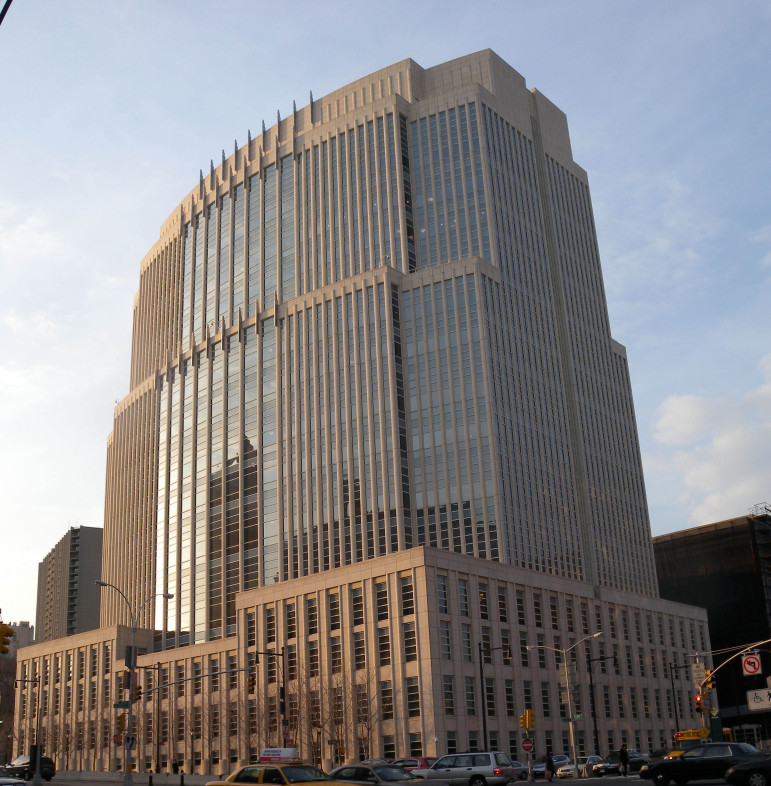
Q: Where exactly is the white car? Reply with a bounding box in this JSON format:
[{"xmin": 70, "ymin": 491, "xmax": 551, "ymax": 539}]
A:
[{"xmin": 556, "ymin": 757, "xmax": 603, "ymax": 778}]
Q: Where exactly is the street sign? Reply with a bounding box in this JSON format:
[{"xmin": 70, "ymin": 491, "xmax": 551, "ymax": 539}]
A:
[
  {"xmin": 743, "ymin": 654, "xmax": 762, "ymax": 676},
  {"xmin": 113, "ymin": 701, "xmax": 130, "ymax": 709},
  {"xmin": 691, "ymin": 663, "xmax": 706, "ymax": 685},
  {"xmin": 126, "ymin": 735, "xmax": 136, "ymax": 750},
  {"xmin": 746, "ymin": 689, "xmax": 771, "ymax": 711},
  {"xmin": 522, "ymin": 738, "xmax": 534, "ymax": 753}
]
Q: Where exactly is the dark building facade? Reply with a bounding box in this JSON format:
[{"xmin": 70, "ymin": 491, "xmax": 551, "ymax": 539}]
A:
[
  {"xmin": 35, "ymin": 526, "xmax": 103, "ymax": 642},
  {"xmin": 653, "ymin": 507, "xmax": 771, "ymax": 743}
]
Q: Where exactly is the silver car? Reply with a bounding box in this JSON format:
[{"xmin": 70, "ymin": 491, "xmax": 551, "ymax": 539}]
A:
[{"xmin": 412, "ymin": 752, "xmax": 515, "ymax": 786}]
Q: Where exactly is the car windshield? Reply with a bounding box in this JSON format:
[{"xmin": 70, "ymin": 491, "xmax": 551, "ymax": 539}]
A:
[
  {"xmin": 283, "ymin": 767, "xmax": 331, "ymax": 783},
  {"xmin": 372, "ymin": 767, "xmax": 414, "ymax": 782}
]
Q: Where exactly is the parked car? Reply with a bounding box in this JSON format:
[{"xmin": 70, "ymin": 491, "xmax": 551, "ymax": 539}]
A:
[
  {"xmin": 509, "ymin": 762, "xmax": 528, "ymax": 781},
  {"xmin": 639, "ymin": 742, "xmax": 763, "ymax": 786},
  {"xmin": 592, "ymin": 750, "xmax": 648, "ymax": 777},
  {"xmin": 0, "ymin": 778, "xmax": 27, "ymax": 786},
  {"xmin": 4, "ymin": 756, "xmax": 56, "ymax": 782},
  {"xmin": 556, "ymin": 757, "xmax": 603, "ymax": 778},
  {"xmin": 725, "ymin": 754, "xmax": 771, "ymax": 786},
  {"xmin": 330, "ymin": 765, "xmax": 434, "ymax": 786},
  {"xmin": 411, "ymin": 752, "xmax": 516, "ymax": 786},
  {"xmin": 391, "ymin": 760, "xmax": 438, "ymax": 773},
  {"xmin": 532, "ymin": 756, "xmax": 570, "ymax": 778}
]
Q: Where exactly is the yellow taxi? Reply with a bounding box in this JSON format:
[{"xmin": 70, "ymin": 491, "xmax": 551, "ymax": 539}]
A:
[{"xmin": 206, "ymin": 749, "xmax": 348, "ymax": 786}]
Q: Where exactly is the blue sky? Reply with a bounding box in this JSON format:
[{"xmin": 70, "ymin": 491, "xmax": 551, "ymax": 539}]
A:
[{"xmin": 1, "ymin": 1, "xmax": 769, "ymax": 626}]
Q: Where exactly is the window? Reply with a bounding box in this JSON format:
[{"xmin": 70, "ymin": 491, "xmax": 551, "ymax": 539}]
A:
[
  {"xmin": 404, "ymin": 622, "xmax": 417, "ymax": 661},
  {"xmin": 401, "ymin": 576, "xmax": 415, "ymax": 616},
  {"xmin": 286, "ymin": 603, "xmax": 296, "ymax": 639},
  {"xmin": 533, "ymin": 593, "xmax": 542, "ymax": 627},
  {"xmin": 482, "ymin": 628, "xmax": 492, "ymax": 663},
  {"xmin": 501, "ymin": 629, "xmax": 512, "ymax": 665},
  {"xmin": 440, "ymin": 621, "xmax": 452, "ymax": 660},
  {"xmin": 516, "ymin": 589, "xmax": 526, "ymax": 625},
  {"xmin": 550, "ymin": 595, "xmax": 559, "ymax": 629},
  {"xmin": 443, "ymin": 675, "xmax": 454, "ymax": 714},
  {"xmin": 498, "ymin": 587, "xmax": 508, "ymax": 622},
  {"xmin": 329, "ymin": 593, "xmax": 340, "ymax": 630},
  {"xmin": 308, "ymin": 641, "xmax": 319, "ymax": 677},
  {"xmin": 461, "ymin": 624, "xmax": 472, "ymax": 662},
  {"xmin": 376, "ymin": 581, "xmax": 388, "ymax": 620},
  {"xmin": 485, "ymin": 678, "xmax": 496, "ymax": 716},
  {"xmin": 307, "ymin": 598, "xmax": 318, "ymax": 635},
  {"xmin": 266, "ymin": 609, "xmax": 276, "ymax": 642},
  {"xmin": 465, "ymin": 676, "xmax": 476, "ymax": 715},
  {"xmin": 287, "ymin": 645, "xmax": 298, "ymax": 680},
  {"xmin": 459, "ymin": 579, "xmax": 469, "ymax": 616},
  {"xmin": 519, "ymin": 632, "xmax": 529, "ymax": 667},
  {"xmin": 479, "ymin": 583, "xmax": 489, "ymax": 619},
  {"xmin": 541, "ymin": 682, "xmax": 550, "ymax": 717},
  {"xmin": 351, "ymin": 587, "xmax": 364, "ymax": 626},
  {"xmin": 381, "ymin": 681, "xmax": 393, "ymax": 719},
  {"xmin": 505, "ymin": 680, "xmax": 515, "ymax": 716},
  {"xmin": 437, "ymin": 575, "xmax": 448, "ymax": 614},
  {"xmin": 354, "ymin": 632, "xmax": 366, "ymax": 670},
  {"xmin": 378, "ymin": 627, "xmax": 391, "ymax": 666},
  {"xmin": 407, "ymin": 677, "xmax": 420, "ymax": 716},
  {"xmin": 331, "ymin": 637, "xmax": 341, "ymax": 673}
]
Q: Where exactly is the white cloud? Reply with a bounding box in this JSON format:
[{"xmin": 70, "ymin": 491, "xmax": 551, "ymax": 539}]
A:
[{"xmin": 646, "ymin": 354, "xmax": 771, "ymax": 528}]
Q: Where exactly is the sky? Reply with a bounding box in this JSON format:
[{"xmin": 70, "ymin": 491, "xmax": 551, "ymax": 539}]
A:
[{"xmin": 1, "ymin": 1, "xmax": 769, "ymax": 626}]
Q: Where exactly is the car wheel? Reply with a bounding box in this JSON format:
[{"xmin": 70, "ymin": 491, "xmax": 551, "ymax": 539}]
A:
[
  {"xmin": 469, "ymin": 776, "xmax": 486, "ymax": 786},
  {"xmin": 747, "ymin": 772, "xmax": 769, "ymax": 786},
  {"xmin": 520, "ymin": 773, "xmax": 528, "ymax": 781},
  {"xmin": 653, "ymin": 773, "xmax": 670, "ymax": 786}
]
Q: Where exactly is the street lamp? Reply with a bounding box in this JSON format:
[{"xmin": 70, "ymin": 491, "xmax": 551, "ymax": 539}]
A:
[
  {"xmin": 527, "ymin": 632, "xmax": 602, "ymax": 774},
  {"xmin": 587, "ymin": 653, "xmax": 617, "ymax": 756},
  {"xmin": 95, "ymin": 580, "xmax": 173, "ymax": 786}
]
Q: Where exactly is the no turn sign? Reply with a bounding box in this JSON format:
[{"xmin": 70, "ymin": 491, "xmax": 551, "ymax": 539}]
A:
[{"xmin": 743, "ymin": 653, "xmax": 762, "ymax": 676}]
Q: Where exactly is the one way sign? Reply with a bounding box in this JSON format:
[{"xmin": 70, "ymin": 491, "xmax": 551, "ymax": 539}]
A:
[{"xmin": 746, "ymin": 689, "xmax": 771, "ymax": 711}]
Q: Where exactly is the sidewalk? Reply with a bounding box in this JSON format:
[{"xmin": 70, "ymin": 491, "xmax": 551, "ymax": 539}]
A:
[{"xmin": 56, "ymin": 773, "xmax": 213, "ymax": 786}]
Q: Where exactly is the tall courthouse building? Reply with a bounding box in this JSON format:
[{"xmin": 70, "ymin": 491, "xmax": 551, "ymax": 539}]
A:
[{"xmin": 15, "ymin": 51, "xmax": 708, "ymax": 772}]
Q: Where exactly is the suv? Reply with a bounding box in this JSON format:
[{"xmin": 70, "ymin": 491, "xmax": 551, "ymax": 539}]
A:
[
  {"xmin": 5, "ymin": 756, "xmax": 56, "ymax": 781},
  {"xmin": 411, "ymin": 752, "xmax": 515, "ymax": 786}
]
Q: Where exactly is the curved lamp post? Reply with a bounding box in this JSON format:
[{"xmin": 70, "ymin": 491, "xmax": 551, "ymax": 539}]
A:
[
  {"xmin": 95, "ymin": 580, "xmax": 173, "ymax": 786},
  {"xmin": 527, "ymin": 632, "xmax": 602, "ymax": 774}
]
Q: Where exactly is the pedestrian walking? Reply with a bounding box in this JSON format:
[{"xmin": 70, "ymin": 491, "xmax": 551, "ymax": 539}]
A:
[
  {"xmin": 619, "ymin": 744, "xmax": 629, "ymax": 777},
  {"xmin": 545, "ymin": 753, "xmax": 555, "ymax": 783}
]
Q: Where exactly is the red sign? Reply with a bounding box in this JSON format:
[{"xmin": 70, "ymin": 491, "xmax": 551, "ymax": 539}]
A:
[
  {"xmin": 522, "ymin": 738, "xmax": 534, "ymax": 753},
  {"xmin": 743, "ymin": 654, "xmax": 762, "ymax": 676}
]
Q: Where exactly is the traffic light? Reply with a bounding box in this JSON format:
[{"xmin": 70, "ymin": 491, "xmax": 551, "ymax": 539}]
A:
[
  {"xmin": 248, "ymin": 672, "xmax": 256, "ymax": 694},
  {"xmin": 116, "ymin": 713, "xmax": 127, "ymax": 734},
  {"xmin": 0, "ymin": 623, "xmax": 13, "ymax": 654},
  {"xmin": 132, "ymin": 683, "xmax": 142, "ymax": 703},
  {"xmin": 123, "ymin": 670, "xmax": 132, "ymax": 694},
  {"xmin": 704, "ymin": 669, "xmax": 714, "ymax": 692},
  {"xmin": 694, "ymin": 693, "xmax": 703, "ymax": 714},
  {"xmin": 523, "ymin": 709, "xmax": 535, "ymax": 729},
  {"xmin": 519, "ymin": 713, "xmax": 527, "ymax": 729}
]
